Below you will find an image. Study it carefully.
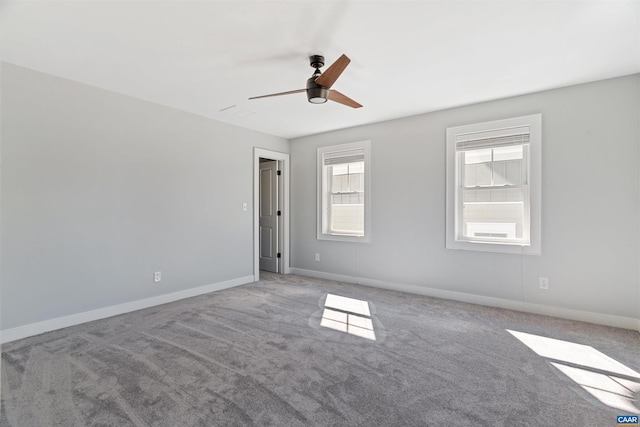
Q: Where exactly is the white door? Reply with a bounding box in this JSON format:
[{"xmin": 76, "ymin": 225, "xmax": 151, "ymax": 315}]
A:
[{"xmin": 259, "ymin": 160, "xmax": 278, "ymax": 272}]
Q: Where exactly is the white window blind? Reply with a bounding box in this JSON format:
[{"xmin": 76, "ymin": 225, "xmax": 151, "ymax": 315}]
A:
[
  {"xmin": 455, "ymin": 130, "xmax": 530, "ymax": 151},
  {"xmin": 323, "ymin": 149, "xmax": 365, "ymax": 165}
]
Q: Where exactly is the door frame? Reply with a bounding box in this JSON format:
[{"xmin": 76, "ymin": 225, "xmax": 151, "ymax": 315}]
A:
[{"xmin": 254, "ymin": 148, "xmax": 290, "ymax": 280}]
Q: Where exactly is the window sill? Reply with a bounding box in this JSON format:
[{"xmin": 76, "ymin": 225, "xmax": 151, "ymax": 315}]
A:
[
  {"xmin": 318, "ymin": 233, "xmax": 371, "ymax": 243},
  {"xmin": 446, "ymin": 239, "xmax": 540, "ymax": 255}
]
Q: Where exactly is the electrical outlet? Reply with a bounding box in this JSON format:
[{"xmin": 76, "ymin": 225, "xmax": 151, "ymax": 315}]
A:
[
  {"xmin": 154, "ymin": 271, "xmax": 162, "ymax": 283},
  {"xmin": 539, "ymin": 277, "xmax": 549, "ymax": 290},
  {"xmin": 315, "ymin": 253, "xmax": 320, "ymax": 262}
]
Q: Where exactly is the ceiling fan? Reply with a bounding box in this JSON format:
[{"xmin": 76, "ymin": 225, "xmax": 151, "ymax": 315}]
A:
[{"xmin": 249, "ymin": 54, "xmax": 362, "ymax": 108}]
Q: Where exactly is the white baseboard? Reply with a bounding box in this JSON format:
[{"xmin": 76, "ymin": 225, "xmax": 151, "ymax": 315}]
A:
[
  {"xmin": 0, "ymin": 275, "xmax": 255, "ymax": 344},
  {"xmin": 290, "ymin": 268, "xmax": 640, "ymax": 332}
]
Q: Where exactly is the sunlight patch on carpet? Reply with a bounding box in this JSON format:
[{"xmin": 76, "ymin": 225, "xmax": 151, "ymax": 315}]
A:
[
  {"xmin": 320, "ymin": 294, "xmax": 376, "ymax": 341},
  {"xmin": 508, "ymin": 329, "xmax": 640, "ymax": 413}
]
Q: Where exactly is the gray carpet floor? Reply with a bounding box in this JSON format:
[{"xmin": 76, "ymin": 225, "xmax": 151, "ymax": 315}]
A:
[{"xmin": 1, "ymin": 273, "xmax": 639, "ymax": 426}]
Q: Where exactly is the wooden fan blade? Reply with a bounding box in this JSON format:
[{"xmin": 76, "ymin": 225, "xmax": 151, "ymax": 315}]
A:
[
  {"xmin": 328, "ymin": 90, "xmax": 362, "ymax": 108},
  {"xmin": 249, "ymin": 89, "xmax": 305, "ymax": 100},
  {"xmin": 315, "ymin": 54, "xmax": 350, "ymax": 89}
]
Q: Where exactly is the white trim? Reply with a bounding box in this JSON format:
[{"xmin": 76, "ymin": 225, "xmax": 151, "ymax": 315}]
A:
[
  {"xmin": 290, "ymin": 268, "xmax": 640, "ymax": 332},
  {"xmin": 254, "ymin": 148, "xmax": 290, "ymax": 280},
  {"xmin": 0, "ymin": 275, "xmax": 254, "ymax": 344},
  {"xmin": 290, "ymin": 267, "xmax": 356, "ymax": 284}
]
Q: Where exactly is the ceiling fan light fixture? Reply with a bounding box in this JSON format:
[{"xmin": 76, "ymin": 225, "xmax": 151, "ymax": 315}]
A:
[
  {"xmin": 308, "ymin": 91, "xmax": 328, "ymax": 104},
  {"xmin": 309, "ymin": 97, "xmax": 328, "ymax": 104}
]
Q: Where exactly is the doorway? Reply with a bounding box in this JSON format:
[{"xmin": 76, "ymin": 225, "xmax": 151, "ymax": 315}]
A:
[{"xmin": 254, "ymin": 148, "xmax": 290, "ymax": 280}]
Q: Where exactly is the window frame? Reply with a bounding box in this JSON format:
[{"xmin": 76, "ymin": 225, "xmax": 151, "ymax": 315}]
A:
[
  {"xmin": 446, "ymin": 114, "xmax": 541, "ymax": 255},
  {"xmin": 317, "ymin": 140, "xmax": 371, "ymax": 243}
]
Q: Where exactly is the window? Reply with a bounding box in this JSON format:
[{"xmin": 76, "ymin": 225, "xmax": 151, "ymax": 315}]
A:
[
  {"xmin": 446, "ymin": 114, "xmax": 541, "ymax": 254},
  {"xmin": 318, "ymin": 141, "xmax": 371, "ymax": 242}
]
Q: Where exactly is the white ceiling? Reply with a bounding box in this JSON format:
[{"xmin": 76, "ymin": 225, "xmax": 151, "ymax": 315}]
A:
[{"xmin": 2, "ymin": 1, "xmax": 639, "ymax": 139}]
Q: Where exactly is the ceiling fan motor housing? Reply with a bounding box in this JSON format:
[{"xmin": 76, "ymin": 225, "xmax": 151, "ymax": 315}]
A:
[{"xmin": 306, "ymin": 75, "xmax": 328, "ymax": 104}]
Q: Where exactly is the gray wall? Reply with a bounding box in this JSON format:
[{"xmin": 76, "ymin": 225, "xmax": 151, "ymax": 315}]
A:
[
  {"xmin": 2, "ymin": 62, "xmax": 638, "ymax": 333},
  {"xmin": 290, "ymin": 74, "xmax": 640, "ymax": 320},
  {"xmin": 1, "ymin": 63, "xmax": 288, "ymax": 330}
]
